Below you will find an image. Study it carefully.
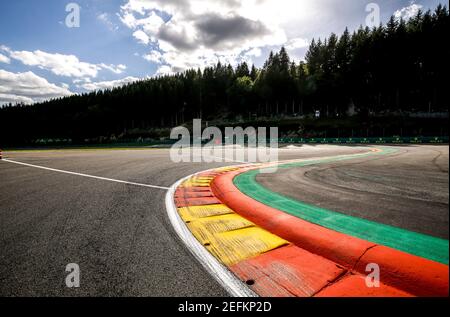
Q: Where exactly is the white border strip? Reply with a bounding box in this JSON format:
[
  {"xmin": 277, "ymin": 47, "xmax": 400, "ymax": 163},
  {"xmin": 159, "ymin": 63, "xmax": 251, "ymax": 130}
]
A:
[{"xmin": 165, "ymin": 170, "xmax": 257, "ymax": 297}]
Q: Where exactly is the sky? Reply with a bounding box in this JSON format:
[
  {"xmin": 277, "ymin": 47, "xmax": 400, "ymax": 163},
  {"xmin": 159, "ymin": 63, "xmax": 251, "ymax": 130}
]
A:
[{"xmin": 0, "ymin": 0, "xmax": 445, "ymax": 105}]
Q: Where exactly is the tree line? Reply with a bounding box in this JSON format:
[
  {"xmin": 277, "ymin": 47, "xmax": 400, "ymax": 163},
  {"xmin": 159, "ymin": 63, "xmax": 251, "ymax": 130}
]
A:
[{"xmin": 0, "ymin": 4, "xmax": 448, "ymax": 145}]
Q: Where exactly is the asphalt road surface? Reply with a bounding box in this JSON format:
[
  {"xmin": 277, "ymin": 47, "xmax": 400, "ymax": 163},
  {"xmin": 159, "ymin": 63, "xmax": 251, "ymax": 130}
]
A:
[
  {"xmin": 257, "ymin": 145, "xmax": 449, "ymax": 239},
  {"xmin": 0, "ymin": 145, "xmax": 446, "ymax": 296}
]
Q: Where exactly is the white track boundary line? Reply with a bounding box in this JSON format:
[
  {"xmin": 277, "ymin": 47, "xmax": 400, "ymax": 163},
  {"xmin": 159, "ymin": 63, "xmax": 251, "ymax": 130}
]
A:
[
  {"xmin": 1, "ymin": 159, "xmax": 169, "ymax": 190},
  {"xmin": 165, "ymin": 170, "xmax": 257, "ymax": 297}
]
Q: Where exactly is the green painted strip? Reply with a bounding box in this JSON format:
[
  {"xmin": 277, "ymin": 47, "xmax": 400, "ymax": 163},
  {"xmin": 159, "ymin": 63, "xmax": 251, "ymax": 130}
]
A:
[{"xmin": 234, "ymin": 148, "xmax": 449, "ymax": 264}]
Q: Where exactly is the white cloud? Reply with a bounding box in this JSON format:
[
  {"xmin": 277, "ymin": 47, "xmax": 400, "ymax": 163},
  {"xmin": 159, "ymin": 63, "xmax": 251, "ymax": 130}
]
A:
[
  {"xmin": 119, "ymin": 11, "xmax": 138, "ymax": 28},
  {"xmin": 119, "ymin": 9, "xmax": 164, "ymax": 32},
  {"xmin": 9, "ymin": 50, "xmax": 100, "ymax": 78},
  {"xmin": 97, "ymin": 13, "xmax": 119, "ymax": 31},
  {"xmin": 141, "ymin": 11, "xmax": 165, "ymax": 35},
  {"xmin": 155, "ymin": 65, "xmax": 175, "ymax": 76},
  {"xmin": 143, "ymin": 50, "xmax": 163, "ymax": 63},
  {"xmin": 0, "ymin": 69, "xmax": 72, "ymax": 105},
  {"xmin": 99, "ymin": 63, "xmax": 127, "ymax": 74},
  {"xmin": 0, "ymin": 93, "xmax": 34, "ymax": 105},
  {"xmin": 284, "ymin": 37, "xmax": 310, "ymax": 61},
  {"xmin": 0, "ymin": 53, "xmax": 10, "ymax": 64},
  {"xmin": 133, "ymin": 30, "xmax": 150, "ymax": 45},
  {"xmin": 79, "ymin": 76, "xmax": 139, "ymax": 91},
  {"xmin": 245, "ymin": 48, "xmax": 262, "ymax": 58},
  {"xmin": 394, "ymin": 3, "xmax": 423, "ymax": 20},
  {"xmin": 3, "ymin": 46, "xmax": 127, "ymax": 78},
  {"xmin": 119, "ymin": 0, "xmax": 293, "ymax": 72},
  {"xmin": 286, "ymin": 37, "xmax": 310, "ymax": 50},
  {"xmin": 72, "ymin": 78, "xmax": 91, "ymax": 84}
]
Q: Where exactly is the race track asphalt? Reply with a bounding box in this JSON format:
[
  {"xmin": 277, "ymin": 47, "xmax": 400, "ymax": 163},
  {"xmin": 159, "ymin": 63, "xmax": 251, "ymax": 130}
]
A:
[
  {"xmin": 257, "ymin": 145, "xmax": 449, "ymax": 239},
  {"xmin": 0, "ymin": 149, "xmax": 234, "ymax": 296},
  {"xmin": 1, "ymin": 145, "xmax": 445, "ymax": 296}
]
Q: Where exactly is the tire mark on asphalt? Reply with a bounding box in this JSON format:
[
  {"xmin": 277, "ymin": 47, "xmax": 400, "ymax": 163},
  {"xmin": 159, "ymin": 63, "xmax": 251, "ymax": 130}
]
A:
[
  {"xmin": 302, "ymin": 149, "xmax": 409, "ymax": 195},
  {"xmin": 430, "ymin": 149, "xmax": 448, "ymax": 173},
  {"xmin": 295, "ymin": 148, "xmax": 447, "ymax": 207}
]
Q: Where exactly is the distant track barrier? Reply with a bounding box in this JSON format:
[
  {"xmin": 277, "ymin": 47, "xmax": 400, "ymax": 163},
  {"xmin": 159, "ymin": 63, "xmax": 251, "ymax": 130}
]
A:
[
  {"xmin": 278, "ymin": 136, "xmax": 449, "ymax": 144},
  {"xmin": 3, "ymin": 136, "xmax": 447, "ymax": 150}
]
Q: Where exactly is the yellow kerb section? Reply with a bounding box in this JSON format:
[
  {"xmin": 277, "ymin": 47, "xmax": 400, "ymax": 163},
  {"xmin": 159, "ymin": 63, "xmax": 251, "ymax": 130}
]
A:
[
  {"xmin": 180, "ymin": 176, "xmax": 215, "ymax": 188},
  {"xmin": 206, "ymin": 227, "xmax": 288, "ymax": 266},
  {"xmin": 187, "ymin": 214, "xmax": 254, "ymax": 245},
  {"xmin": 176, "ymin": 170, "xmax": 289, "ymax": 266},
  {"xmin": 178, "ymin": 204, "xmax": 233, "ymax": 222},
  {"xmin": 213, "ymin": 166, "xmax": 241, "ymax": 172},
  {"xmin": 180, "ymin": 180, "xmax": 210, "ymax": 187}
]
